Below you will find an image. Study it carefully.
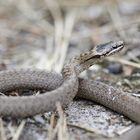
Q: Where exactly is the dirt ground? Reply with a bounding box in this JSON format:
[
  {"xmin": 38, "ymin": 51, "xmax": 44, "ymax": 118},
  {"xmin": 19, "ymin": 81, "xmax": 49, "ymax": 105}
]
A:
[{"xmin": 0, "ymin": 0, "xmax": 140, "ymax": 140}]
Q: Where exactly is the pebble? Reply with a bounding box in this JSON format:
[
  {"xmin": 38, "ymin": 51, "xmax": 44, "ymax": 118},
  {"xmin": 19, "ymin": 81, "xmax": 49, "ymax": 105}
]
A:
[{"xmin": 107, "ymin": 63, "xmax": 123, "ymax": 74}]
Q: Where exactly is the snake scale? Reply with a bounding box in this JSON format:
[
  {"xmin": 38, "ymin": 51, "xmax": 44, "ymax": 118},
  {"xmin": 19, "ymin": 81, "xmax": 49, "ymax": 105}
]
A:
[{"xmin": 0, "ymin": 41, "xmax": 140, "ymax": 140}]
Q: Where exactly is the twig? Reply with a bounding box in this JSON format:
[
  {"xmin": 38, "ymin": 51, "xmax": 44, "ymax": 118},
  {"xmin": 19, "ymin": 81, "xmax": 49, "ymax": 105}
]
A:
[
  {"xmin": 67, "ymin": 123, "xmax": 100, "ymax": 135},
  {"xmin": 47, "ymin": 103, "xmax": 69, "ymax": 140},
  {"xmin": 107, "ymin": 0, "xmax": 127, "ymax": 40},
  {"xmin": 107, "ymin": 57, "xmax": 140, "ymax": 69},
  {"xmin": 56, "ymin": 102, "xmax": 69, "ymax": 140},
  {"xmin": 48, "ymin": 114, "xmax": 56, "ymax": 140},
  {"xmin": 0, "ymin": 118, "xmax": 7, "ymax": 140},
  {"xmin": 55, "ymin": 9, "xmax": 76, "ymax": 72},
  {"xmin": 12, "ymin": 120, "xmax": 26, "ymax": 140},
  {"xmin": 45, "ymin": 0, "xmax": 64, "ymax": 72}
]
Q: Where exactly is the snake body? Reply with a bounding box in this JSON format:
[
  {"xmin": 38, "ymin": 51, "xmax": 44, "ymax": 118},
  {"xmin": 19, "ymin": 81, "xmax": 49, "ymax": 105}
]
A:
[
  {"xmin": 0, "ymin": 41, "xmax": 124, "ymax": 118},
  {"xmin": 0, "ymin": 69, "xmax": 78, "ymax": 117},
  {"xmin": 0, "ymin": 41, "xmax": 140, "ymax": 139}
]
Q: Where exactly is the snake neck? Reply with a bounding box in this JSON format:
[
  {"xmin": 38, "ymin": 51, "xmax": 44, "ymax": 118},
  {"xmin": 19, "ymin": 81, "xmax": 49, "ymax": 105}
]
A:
[{"xmin": 62, "ymin": 55, "xmax": 101, "ymax": 79}]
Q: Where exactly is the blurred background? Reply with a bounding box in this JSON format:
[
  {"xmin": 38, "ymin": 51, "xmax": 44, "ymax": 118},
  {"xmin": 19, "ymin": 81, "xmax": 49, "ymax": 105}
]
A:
[
  {"xmin": 0, "ymin": 0, "xmax": 140, "ymax": 72},
  {"xmin": 0, "ymin": 0, "xmax": 140, "ymax": 140}
]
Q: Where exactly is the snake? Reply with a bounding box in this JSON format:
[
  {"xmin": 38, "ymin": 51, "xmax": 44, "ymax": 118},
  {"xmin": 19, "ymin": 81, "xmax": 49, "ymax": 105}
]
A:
[{"xmin": 0, "ymin": 41, "xmax": 140, "ymax": 139}]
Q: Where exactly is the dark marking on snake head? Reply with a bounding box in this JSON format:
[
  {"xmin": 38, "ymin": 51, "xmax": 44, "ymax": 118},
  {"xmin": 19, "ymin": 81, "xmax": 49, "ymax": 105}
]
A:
[
  {"xmin": 96, "ymin": 41, "xmax": 124, "ymax": 56},
  {"xmin": 96, "ymin": 42, "xmax": 113, "ymax": 53}
]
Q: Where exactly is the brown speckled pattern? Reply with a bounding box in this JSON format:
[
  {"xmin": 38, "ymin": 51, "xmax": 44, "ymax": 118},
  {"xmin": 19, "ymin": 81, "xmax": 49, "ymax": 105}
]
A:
[
  {"xmin": 77, "ymin": 79, "xmax": 140, "ymax": 123},
  {"xmin": 0, "ymin": 69, "xmax": 78, "ymax": 117}
]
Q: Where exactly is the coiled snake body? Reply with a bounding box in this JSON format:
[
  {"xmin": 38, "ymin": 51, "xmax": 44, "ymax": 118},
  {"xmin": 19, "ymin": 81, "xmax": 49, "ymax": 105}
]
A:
[{"xmin": 0, "ymin": 41, "xmax": 140, "ymax": 139}]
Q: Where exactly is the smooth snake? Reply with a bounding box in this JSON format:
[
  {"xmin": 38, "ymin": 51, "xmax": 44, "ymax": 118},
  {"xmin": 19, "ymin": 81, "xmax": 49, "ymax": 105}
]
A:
[{"xmin": 0, "ymin": 41, "xmax": 140, "ymax": 139}]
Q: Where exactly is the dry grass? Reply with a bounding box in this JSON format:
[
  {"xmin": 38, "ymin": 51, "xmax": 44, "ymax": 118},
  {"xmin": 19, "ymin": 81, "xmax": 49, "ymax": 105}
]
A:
[
  {"xmin": 47, "ymin": 103, "xmax": 69, "ymax": 140},
  {"xmin": 0, "ymin": 118, "xmax": 25, "ymax": 140},
  {"xmin": 45, "ymin": 0, "xmax": 77, "ymax": 72}
]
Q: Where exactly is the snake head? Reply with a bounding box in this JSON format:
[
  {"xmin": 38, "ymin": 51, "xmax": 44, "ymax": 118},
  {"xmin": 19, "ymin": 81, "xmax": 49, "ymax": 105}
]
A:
[
  {"xmin": 95, "ymin": 40, "xmax": 124, "ymax": 57},
  {"xmin": 81, "ymin": 41, "xmax": 124, "ymax": 62},
  {"xmin": 71, "ymin": 41, "xmax": 124, "ymax": 75}
]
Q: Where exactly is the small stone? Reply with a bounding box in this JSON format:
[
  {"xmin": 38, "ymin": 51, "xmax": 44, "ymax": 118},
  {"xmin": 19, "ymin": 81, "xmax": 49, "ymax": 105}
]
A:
[{"xmin": 108, "ymin": 63, "xmax": 123, "ymax": 74}]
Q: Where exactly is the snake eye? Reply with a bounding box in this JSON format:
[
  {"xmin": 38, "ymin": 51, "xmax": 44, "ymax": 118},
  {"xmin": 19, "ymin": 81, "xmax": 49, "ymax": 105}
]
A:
[
  {"xmin": 112, "ymin": 41, "xmax": 124, "ymax": 48},
  {"xmin": 112, "ymin": 44, "xmax": 117, "ymax": 48}
]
